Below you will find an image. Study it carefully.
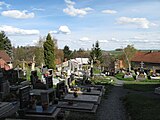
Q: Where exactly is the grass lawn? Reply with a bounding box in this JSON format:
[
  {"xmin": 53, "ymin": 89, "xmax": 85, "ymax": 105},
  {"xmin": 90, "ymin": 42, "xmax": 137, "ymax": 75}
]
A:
[
  {"xmin": 124, "ymin": 94, "xmax": 160, "ymax": 120},
  {"xmin": 123, "ymin": 81, "xmax": 160, "ymax": 92}
]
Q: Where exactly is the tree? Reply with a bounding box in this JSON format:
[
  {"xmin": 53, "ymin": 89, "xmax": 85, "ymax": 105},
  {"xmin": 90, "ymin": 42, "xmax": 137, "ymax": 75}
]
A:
[
  {"xmin": 63, "ymin": 45, "xmax": 72, "ymax": 61},
  {"xmin": 0, "ymin": 31, "xmax": 13, "ymax": 58},
  {"xmin": 94, "ymin": 41, "xmax": 102, "ymax": 63},
  {"xmin": 90, "ymin": 40, "xmax": 102, "ymax": 64},
  {"xmin": 72, "ymin": 48, "xmax": 90, "ymax": 58},
  {"xmin": 120, "ymin": 45, "xmax": 137, "ymax": 70},
  {"xmin": 34, "ymin": 37, "xmax": 45, "ymax": 66},
  {"xmin": 43, "ymin": 33, "xmax": 55, "ymax": 69}
]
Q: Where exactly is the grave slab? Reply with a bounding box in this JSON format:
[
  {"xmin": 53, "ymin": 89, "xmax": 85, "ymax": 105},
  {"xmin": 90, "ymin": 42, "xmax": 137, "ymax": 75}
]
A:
[{"xmin": 64, "ymin": 94, "xmax": 99, "ymax": 104}]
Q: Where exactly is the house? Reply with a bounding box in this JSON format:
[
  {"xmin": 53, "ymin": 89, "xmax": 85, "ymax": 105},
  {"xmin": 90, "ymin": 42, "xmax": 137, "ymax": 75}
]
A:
[
  {"xmin": 0, "ymin": 50, "xmax": 12, "ymax": 70},
  {"xmin": 114, "ymin": 59, "xmax": 124, "ymax": 73},
  {"xmin": 56, "ymin": 58, "xmax": 90, "ymax": 75},
  {"xmin": 131, "ymin": 51, "xmax": 160, "ymax": 73}
]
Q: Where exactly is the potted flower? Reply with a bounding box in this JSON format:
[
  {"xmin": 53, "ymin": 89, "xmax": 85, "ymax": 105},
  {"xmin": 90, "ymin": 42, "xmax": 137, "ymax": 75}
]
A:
[{"xmin": 73, "ymin": 91, "xmax": 78, "ymax": 98}]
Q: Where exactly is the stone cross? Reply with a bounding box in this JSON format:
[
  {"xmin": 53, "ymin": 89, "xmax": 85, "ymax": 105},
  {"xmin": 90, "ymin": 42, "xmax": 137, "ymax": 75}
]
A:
[
  {"xmin": 31, "ymin": 55, "xmax": 36, "ymax": 71},
  {"xmin": 140, "ymin": 61, "xmax": 144, "ymax": 72}
]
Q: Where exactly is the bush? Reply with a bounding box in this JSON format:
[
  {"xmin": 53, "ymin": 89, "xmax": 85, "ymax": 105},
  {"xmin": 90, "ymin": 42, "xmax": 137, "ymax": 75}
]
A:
[{"xmin": 115, "ymin": 73, "xmax": 135, "ymax": 81}]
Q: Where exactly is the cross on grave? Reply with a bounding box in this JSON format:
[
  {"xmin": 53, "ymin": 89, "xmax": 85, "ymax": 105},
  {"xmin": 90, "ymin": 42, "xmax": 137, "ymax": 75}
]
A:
[{"xmin": 140, "ymin": 61, "xmax": 144, "ymax": 72}]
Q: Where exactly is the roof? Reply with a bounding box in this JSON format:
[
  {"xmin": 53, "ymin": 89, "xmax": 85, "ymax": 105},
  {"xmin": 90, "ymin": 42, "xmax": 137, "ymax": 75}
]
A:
[
  {"xmin": 131, "ymin": 51, "xmax": 160, "ymax": 64},
  {"xmin": 0, "ymin": 59, "xmax": 10, "ymax": 70},
  {"xmin": 0, "ymin": 50, "xmax": 11, "ymax": 62}
]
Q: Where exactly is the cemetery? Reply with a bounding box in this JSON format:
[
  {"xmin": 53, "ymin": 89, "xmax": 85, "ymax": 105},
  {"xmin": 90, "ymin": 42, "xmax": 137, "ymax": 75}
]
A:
[
  {"xmin": 0, "ymin": 28, "xmax": 160, "ymax": 120},
  {"xmin": 0, "ymin": 58, "xmax": 109, "ymax": 120}
]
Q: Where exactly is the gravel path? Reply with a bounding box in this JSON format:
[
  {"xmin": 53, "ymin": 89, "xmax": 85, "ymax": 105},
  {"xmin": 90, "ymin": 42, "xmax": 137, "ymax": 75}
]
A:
[{"xmin": 96, "ymin": 77, "xmax": 128, "ymax": 120}]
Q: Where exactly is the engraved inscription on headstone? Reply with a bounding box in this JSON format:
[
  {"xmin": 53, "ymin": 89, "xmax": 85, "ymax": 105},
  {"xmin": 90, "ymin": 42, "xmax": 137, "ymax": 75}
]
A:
[{"xmin": 19, "ymin": 86, "xmax": 30, "ymax": 109}]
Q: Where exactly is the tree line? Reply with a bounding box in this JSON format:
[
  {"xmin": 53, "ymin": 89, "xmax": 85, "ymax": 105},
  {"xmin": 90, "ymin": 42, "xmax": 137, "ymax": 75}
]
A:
[{"xmin": 0, "ymin": 31, "xmax": 137, "ymax": 71}]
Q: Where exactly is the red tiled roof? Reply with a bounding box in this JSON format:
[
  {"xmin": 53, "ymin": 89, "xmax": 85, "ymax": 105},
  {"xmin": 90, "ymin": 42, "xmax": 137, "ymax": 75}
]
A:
[
  {"xmin": 0, "ymin": 50, "xmax": 11, "ymax": 62},
  {"xmin": 0, "ymin": 59, "xmax": 10, "ymax": 70},
  {"xmin": 131, "ymin": 51, "xmax": 160, "ymax": 64}
]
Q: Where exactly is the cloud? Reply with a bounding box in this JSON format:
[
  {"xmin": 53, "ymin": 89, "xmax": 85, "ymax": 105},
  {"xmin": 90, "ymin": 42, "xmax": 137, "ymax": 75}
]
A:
[
  {"xmin": 50, "ymin": 25, "xmax": 71, "ymax": 35},
  {"xmin": 99, "ymin": 40, "xmax": 108, "ymax": 43},
  {"xmin": 63, "ymin": 0, "xmax": 93, "ymax": 17},
  {"xmin": 130, "ymin": 36, "xmax": 146, "ymax": 40},
  {"xmin": 49, "ymin": 30, "xmax": 59, "ymax": 34},
  {"xmin": 0, "ymin": 25, "xmax": 39, "ymax": 35},
  {"xmin": 0, "ymin": 1, "xmax": 10, "ymax": 8},
  {"xmin": 110, "ymin": 37, "xmax": 120, "ymax": 42},
  {"xmin": 117, "ymin": 17, "xmax": 156, "ymax": 29},
  {"xmin": 1, "ymin": 10, "xmax": 35, "ymax": 19},
  {"xmin": 79, "ymin": 37, "xmax": 90, "ymax": 41},
  {"xmin": 64, "ymin": 0, "xmax": 75, "ymax": 5},
  {"xmin": 32, "ymin": 8, "xmax": 45, "ymax": 11},
  {"xmin": 59, "ymin": 26, "xmax": 71, "ymax": 34},
  {"xmin": 102, "ymin": 9, "xmax": 117, "ymax": 14}
]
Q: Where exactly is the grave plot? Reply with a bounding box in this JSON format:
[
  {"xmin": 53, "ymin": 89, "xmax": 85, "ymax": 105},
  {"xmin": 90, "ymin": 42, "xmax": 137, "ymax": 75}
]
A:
[{"xmin": 17, "ymin": 85, "xmax": 61, "ymax": 120}]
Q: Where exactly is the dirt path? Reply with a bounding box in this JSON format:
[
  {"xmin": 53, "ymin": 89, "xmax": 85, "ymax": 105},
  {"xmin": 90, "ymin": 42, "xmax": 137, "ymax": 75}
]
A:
[{"xmin": 96, "ymin": 77, "xmax": 128, "ymax": 120}]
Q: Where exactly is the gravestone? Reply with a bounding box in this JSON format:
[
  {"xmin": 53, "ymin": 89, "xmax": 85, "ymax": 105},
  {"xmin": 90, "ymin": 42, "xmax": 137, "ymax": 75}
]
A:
[
  {"xmin": 41, "ymin": 92, "xmax": 49, "ymax": 110},
  {"xmin": 45, "ymin": 76, "xmax": 53, "ymax": 89},
  {"xmin": 136, "ymin": 61, "xmax": 147, "ymax": 80},
  {"xmin": 30, "ymin": 70, "xmax": 38, "ymax": 88},
  {"xmin": 0, "ymin": 70, "xmax": 10, "ymax": 100},
  {"xmin": 56, "ymin": 81, "xmax": 66, "ymax": 99},
  {"xmin": 19, "ymin": 86, "xmax": 30, "ymax": 109}
]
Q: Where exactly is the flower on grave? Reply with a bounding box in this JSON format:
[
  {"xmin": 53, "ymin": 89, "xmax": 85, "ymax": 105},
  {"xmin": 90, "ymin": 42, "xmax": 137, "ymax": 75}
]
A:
[{"xmin": 73, "ymin": 91, "xmax": 78, "ymax": 98}]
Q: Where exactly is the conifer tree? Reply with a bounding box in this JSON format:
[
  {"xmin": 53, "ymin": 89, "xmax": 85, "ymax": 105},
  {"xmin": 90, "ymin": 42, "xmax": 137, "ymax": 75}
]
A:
[
  {"xmin": 43, "ymin": 33, "xmax": 55, "ymax": 69},
  {"xmin": 0, "ymin": 31, "xmax": 13, "ymax": 58}
]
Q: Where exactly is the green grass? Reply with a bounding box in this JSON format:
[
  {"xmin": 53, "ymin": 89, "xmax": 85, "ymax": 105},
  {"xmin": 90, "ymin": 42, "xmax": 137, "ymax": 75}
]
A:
[
  {"xmin": 123, "ymin": 81, "xmax": 160, "ymax": 92},
  {"xmin": 93, "ymin": 68, "xmax": 101, "ymax": 74},
  {"xmin": 124, "ymin": 94, "xmax": 160, "ymax": 120},
  {"xmin": 91, "ymin": 76, "xmax": 114, "ymax": 85},
  {"xmin": 115, "ymin": 73, "xmax": 135, "ymax": 81}
]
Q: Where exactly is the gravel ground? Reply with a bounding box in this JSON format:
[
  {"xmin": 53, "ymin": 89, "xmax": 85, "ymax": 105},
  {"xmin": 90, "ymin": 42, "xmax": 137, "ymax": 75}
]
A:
[{"xmin": 96, "ymin": 77, "xmax": 128, "ymax": 120}]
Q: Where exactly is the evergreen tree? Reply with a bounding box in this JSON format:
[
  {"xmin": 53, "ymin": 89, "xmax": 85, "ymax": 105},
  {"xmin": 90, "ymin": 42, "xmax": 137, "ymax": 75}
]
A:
[
  {"xmin": 90, "ymin": 40, "xmax": 102, "ymax": 63},
  {"xmin": 63, "ymin": 45, "xmax": 72, "ymax": 61},
  {"xmin": 43, "ymin": 33, "xmax": 55, "ymax": 69},
  {"xmin": 0, "ymin": 31, "xmax": 13, "ymax": 57},
  {"xmin": 94, "ymin": 40, "xmax": 102, "ymax": 62}
]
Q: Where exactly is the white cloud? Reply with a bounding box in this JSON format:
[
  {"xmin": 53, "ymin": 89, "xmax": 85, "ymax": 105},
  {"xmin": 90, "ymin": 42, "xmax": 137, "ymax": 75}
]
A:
[
  {"xmin": 130, "ymin": 36, "xmax": 146, "ymax": 40},
  {"xmin": 64, "ymin": 0, "xmax": 75, "ymax": 5},
  {"xmin": 117, "ymin": 17, "xmax": 156, "ymax": 29},
  {"xmin": 79, "ymin": 37, "xmax": 90, "ymax": 41},
  {"xmin": 110, "ymin": 37, "xmax": 120, "ymax": 42},
  {"xmin": 1, "ymin": 10, "xmax": 35, "ymax": 19},
  {"xmin": 49, "ymin": 30, "xmax": 59, "ymax": 34},
  {"xmin": 50, "ymin": 25, "xmax": 71, "ymax": 35},
  {"xmin": 0, "ymin": 1, "xmax": 10, "ymax": 8},
  {"xmin": 32, "ymin": 8, "xmax": 45, "ymax": 11},
  {"xmin": 63, "ymin": 0, "xmax": 93, "ymax": 17},
  {"xmin": 59, "ymin": 25, "xmax": 71, "ymax": 34},
  {"xmin": 0, "ymin": 25, "xmax": 39, "ymax": 35},
  {"xmin": 102, "ymin": 9, "xmax": 117, "ymax": 14},
  {"xmin": 99, "ymin": 40, "xmax": 108, "ymax": 43}
]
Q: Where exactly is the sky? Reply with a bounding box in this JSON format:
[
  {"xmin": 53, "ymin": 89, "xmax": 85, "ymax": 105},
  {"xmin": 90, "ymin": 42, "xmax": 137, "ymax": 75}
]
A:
[{"xmin": 0, "ymin": 0, "xmax": 160, "ymax": 50}]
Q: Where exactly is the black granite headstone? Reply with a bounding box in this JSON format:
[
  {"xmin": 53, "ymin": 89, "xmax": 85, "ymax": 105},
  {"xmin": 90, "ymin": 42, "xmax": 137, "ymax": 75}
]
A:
[{"xmin": 19, "ymin": 86, "xmax": 30, "ymax": 109}]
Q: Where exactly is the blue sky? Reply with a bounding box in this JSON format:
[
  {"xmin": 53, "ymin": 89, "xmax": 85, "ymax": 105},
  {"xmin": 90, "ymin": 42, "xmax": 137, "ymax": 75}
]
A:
[{"xmin": 0, "ymin": 0, "xmax": 160, "ymax": 50}]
